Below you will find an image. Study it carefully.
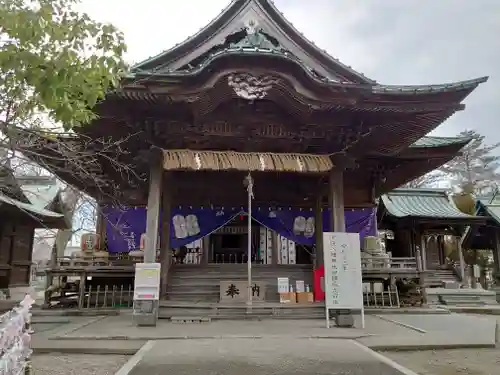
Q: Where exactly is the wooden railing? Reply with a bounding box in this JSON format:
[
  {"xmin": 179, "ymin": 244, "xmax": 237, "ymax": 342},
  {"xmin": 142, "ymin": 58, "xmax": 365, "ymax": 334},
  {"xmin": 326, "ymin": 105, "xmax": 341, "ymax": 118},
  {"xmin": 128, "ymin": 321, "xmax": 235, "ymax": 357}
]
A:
[
  {"xmin": 361, "ymin": 256, "xmax": 417, "ymax": 270},
  {"xmin": 39, "ymin": 254, "xmax": 155, "ymax": 270},
  {"xmin": 38, "ymin": 254, "xmax": 418, "ymax": 271}
]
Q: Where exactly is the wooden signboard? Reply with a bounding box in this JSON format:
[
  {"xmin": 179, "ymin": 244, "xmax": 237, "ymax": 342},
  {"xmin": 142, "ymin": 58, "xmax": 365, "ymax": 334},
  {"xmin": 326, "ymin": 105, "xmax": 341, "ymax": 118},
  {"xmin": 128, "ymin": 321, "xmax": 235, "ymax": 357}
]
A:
[{"xmin": 219, "ymin": 280, "xmax": 266, "ymax": 303}]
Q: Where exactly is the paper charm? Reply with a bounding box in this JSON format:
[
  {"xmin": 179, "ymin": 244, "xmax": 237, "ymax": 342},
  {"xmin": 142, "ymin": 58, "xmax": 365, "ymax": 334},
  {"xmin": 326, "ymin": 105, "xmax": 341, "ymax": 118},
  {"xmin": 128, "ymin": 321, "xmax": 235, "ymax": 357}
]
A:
[{"xmin": 172, "ymin": 215, "xmax": 188, "ymax": 239}]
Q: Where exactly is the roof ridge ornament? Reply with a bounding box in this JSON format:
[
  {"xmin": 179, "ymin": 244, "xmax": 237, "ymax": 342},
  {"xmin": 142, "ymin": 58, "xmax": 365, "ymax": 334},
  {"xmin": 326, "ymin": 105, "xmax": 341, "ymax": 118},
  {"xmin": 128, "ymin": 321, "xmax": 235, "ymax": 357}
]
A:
[{"xmin": 231, "ymin": 19, "xmax": 279, "ymax": 50}]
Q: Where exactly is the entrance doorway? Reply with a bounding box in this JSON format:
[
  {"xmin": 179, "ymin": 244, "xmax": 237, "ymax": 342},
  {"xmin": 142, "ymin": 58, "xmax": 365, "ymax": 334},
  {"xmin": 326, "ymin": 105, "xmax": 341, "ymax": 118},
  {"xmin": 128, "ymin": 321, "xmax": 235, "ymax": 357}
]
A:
[{"xmin": 209, "ymin": 215, "xmax": 259, "ymax": 263}]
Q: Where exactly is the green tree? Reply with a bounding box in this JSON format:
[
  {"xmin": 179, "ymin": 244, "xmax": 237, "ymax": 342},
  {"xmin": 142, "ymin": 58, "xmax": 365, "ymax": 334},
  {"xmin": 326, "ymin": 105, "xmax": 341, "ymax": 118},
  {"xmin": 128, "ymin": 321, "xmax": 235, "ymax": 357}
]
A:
[{"xmin": 0, "ymin": 0, "xmax": 127, "ymax": 130}]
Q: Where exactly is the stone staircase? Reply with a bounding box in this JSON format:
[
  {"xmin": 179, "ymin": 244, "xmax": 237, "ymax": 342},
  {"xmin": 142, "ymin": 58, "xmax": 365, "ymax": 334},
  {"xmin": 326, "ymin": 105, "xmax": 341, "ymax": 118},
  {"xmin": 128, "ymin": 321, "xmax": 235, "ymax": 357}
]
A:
[
  {"xmin": 158, "ymin": 302, "xmax": 325, "ymax": 320},
  {"xmin": 165, "ymin": 264, "xmax": 314, "ymax": 303},
  {"xmin": 423, "ymin": 269, "xmax": 460, "ymax": 288}
]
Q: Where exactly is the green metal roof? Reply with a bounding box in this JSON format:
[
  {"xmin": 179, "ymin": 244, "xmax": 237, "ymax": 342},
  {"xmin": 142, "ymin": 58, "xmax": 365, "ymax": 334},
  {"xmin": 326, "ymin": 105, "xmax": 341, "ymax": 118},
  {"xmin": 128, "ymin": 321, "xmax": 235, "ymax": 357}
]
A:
[
  {"xmin": 410, "ymin": 135, "xmax": 471, "ymax": 148},
  {"xmin": 381, "ymin": 188, "xmax": 479, "ymax": 219},
  {"xmin": 0, "ymin": 191, "xmax": 63, "ymax": 219},
  {"xmin": 21, "ymin": 184, "xmax": 60, "ymax": 209},
  {"xmin": 477, "ymin": 199, "xmax": 500, "ymax": 224}
]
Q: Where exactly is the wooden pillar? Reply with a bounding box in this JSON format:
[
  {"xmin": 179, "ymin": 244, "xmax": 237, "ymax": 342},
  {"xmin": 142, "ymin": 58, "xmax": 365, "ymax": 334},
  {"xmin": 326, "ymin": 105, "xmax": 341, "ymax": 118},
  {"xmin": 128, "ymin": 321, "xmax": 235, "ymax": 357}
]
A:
[
  {"xmin": 314, "ymin": 194, "xmax": 324, "ymax": 268},
  {"xmin": 492, "ymin": 228, "xmax": 500, "ymax": 275},
  {"xmin": 271, "ymin": 231, "xmax": 279, "ymax": 265},
  {"xmin": 159, "ymin": 172, "xmax": 171, "ymax": 296},
  {"xmin": 78, "ymin": 273, "xmax": 86, "ymax": 309},
  {"xmin": 457, "ymin": 235, "xmax": 466, "ymax": 283},
  {"xmin": 328, "ymin": 169, "xmax": 345, "ymax": 232},
  {"xmin": 95, "ymin": 205, "xmax": 106, "ymax": 250},
  {"xmin": 202, "ymin": 236, "xmax": 210, "ymax": 265},
  {"xmin": 420, "ymin": 232, "xmax": 427, "ymax": 271},
  {"xmin": 144, "ymin": 163, "xmax": 162, "ymax": 264}
]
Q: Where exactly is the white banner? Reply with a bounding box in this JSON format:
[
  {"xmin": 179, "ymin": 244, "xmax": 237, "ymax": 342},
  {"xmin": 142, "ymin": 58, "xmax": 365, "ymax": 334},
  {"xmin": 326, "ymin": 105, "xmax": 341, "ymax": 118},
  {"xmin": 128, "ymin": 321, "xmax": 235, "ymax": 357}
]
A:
[{"xmin": 323, "ymin": 232, "xmax": 363, "ymax": 310}]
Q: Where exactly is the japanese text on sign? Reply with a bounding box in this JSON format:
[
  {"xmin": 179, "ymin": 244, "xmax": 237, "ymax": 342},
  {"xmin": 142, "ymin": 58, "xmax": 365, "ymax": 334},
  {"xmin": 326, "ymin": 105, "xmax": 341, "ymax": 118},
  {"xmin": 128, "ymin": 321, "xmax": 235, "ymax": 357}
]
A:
[{"xmin": 322, "ymin": 232, "xmax": 363, "ymax": 310}]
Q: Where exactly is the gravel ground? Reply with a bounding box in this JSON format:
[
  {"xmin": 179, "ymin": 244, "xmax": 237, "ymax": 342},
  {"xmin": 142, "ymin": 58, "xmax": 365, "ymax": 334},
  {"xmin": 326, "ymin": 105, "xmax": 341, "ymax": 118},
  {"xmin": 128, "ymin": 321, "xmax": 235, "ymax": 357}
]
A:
[
  {"xmin": 32, "ymin": 354, "xmax": 130, "ymax": 375},
  {"xmin": 385, "ymin": 348, "xmax": 500, "ymax": 375}
]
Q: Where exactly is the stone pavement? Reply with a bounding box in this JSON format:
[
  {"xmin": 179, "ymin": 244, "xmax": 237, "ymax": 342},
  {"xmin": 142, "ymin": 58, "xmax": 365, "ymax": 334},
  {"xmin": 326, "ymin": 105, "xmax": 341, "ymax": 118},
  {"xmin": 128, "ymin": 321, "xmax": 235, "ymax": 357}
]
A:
[
  {"xmin": 53, "ymin": 315, "xmax": 411, "ymax": 340},
  {"xmin": 125, "ymin": 338, "xmax": 413, "ymax": 375},
  {"xmin": 28, "ymin": 312, "xmax": 500, "ymax": 375}
]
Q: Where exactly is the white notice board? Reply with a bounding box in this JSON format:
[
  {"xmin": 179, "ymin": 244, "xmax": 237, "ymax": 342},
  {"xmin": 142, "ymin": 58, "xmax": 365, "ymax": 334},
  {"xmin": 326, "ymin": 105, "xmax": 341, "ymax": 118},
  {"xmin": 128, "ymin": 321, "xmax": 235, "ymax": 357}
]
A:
[
  {"xmin": 134, "ymin": 263, "xmax": 161, "ymax": 300},
  {"xmin": 322, "ymin": 232, "xmax": 364, "ymax": 327},
  {"xmin": 277, "ymin": 277, "xmax": 289, "ymax": 293}
]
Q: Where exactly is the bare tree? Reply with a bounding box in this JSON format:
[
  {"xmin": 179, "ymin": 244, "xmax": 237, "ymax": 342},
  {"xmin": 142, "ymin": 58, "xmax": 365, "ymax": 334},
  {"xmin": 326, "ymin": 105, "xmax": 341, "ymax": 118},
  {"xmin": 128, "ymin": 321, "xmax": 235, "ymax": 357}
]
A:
[
  {"xmin": 402, "ymin": 171, "xmax": 445, "ymax": 189},
  {"xmin": 438, "ymin": 130, "xmax": 500, "ymax": 195}
]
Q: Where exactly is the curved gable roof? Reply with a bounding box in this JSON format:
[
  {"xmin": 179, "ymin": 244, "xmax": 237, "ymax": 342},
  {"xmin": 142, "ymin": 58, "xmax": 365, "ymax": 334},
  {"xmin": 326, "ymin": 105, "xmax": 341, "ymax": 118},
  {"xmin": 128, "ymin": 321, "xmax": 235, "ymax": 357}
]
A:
[
  {"xmin": 131, "ymin": 0, "xmax": 374, "ymax": 84},
  {"xmin": 381, "ymin": 188, "xmax": 481, "ymax": 220}
]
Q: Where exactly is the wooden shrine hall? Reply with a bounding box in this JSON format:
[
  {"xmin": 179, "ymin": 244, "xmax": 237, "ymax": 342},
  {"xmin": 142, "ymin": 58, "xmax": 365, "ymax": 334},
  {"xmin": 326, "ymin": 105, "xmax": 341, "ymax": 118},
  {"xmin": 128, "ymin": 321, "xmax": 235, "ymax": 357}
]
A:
[{"xmin": 25, "ymin": 0, "xmax": 487, "ymax": 303}]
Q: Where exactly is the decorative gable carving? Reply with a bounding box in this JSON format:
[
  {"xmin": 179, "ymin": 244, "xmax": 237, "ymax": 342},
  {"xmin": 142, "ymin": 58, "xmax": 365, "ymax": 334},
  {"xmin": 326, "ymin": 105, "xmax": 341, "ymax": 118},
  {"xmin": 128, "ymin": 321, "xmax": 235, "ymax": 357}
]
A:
[{"xmin": 132, "ymin": 0, "xmax": 371, "ymax": 84}]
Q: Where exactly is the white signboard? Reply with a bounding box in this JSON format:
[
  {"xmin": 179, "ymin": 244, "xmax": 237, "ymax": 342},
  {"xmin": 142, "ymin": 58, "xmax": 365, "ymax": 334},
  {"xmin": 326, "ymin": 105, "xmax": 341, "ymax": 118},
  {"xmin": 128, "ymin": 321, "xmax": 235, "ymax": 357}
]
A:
[
  {"xmin": 134, "ymin": 263, "xmax": 161, "ymax": 300},
  {"xmin": 277, "ymin": 277, "xmax": 289, "ymax": 294},
  {"xmin": 323, "ymin": 232, "xmax": 364, "ymax": 328},
  {"xmin": 295, "ymin": 280, "xmax": 305, "ymax": 293}
]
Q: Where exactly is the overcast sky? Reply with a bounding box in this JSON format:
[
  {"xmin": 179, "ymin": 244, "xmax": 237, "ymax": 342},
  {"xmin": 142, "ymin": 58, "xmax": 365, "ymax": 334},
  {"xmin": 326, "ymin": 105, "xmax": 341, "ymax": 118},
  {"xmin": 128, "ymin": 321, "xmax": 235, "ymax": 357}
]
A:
[{"xmin": 78, "ymin": 0, "xmax": 499, "ymax": 142}]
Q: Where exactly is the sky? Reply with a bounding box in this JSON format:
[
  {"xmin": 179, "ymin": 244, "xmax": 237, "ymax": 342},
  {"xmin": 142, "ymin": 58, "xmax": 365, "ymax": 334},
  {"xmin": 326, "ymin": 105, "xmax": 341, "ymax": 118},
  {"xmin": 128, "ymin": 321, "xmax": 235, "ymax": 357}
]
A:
[{"xmin": 78, "ymin": 0, "xmax": 499, "ymax": 142}]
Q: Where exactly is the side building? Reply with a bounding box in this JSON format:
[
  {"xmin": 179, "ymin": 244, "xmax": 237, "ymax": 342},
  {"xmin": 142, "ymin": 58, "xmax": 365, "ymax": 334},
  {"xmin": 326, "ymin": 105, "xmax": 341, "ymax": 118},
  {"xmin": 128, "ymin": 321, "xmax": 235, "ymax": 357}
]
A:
[{"xmin": 0, "ymin": 170, "xmax": 69, "ymax": 299}]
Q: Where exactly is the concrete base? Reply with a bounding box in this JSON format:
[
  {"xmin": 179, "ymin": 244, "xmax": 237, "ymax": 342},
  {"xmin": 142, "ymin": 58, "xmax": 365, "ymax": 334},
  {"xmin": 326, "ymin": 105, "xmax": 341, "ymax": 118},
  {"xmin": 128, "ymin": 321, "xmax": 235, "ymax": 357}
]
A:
[{"xmin": 133, "ymin": 300, "xmax": 159, "ymax": 327}]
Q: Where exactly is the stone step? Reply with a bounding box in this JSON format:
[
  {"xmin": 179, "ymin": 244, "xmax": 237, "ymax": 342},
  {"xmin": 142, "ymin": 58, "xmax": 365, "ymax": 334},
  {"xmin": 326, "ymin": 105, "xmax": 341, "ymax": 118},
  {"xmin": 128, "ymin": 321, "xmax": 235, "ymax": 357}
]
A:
[
  {"xmin": 442, "ymin": 294, "xmax": 483, "ymax": 300},
  {"xmin": 171, "ymin": 270, "xmax": 313, "ymax": 276},
  {"xmin": 167, "ymin": 284, "xmax": 220, "ymax": 291},
  {"xmin": 158, "ymin": 306, "xmax": 325, "ymax": 320}
]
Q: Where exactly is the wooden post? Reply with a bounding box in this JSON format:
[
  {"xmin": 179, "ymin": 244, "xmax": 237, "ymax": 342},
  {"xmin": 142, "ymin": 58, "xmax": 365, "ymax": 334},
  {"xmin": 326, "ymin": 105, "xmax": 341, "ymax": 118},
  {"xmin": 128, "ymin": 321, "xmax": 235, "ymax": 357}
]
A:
[
  {"xmin": 420, "ymin": 231, "xmax": 427, "ymax": 271},
  {"xmin": 144, "ymin": 163, "xmax": 162, "ymax": 264},
  {"xmin": 78, "ymin": 273, "xmax": 86, "ymax": 309},
  {"xmin": 202, "ymin": 236, "xmax": 210, "ymax": 264},
  {"xmin": 95, "ymin": 205, "xmax": 106, "ymax": 250},
  {"xmin": 271, "ymin": 231, "xmax": 279, "ymax": 265},
  {"xmin": 329, "ymin": 169, "xmax": 345, "ymax": 232},
  {"xmin": 457, "ymin": 235, "xmax": 466, "ymax": 283},
  {"xmin": 160, "ymin": 172, "xmax": 171, "ymax": 296},
  {"xmin": 492, "ymin": 228, "xmax": 500, "ymax": 277},
  {"xmin": 314, "ymin": 194, "xmax": 324, "ymax": 268}
]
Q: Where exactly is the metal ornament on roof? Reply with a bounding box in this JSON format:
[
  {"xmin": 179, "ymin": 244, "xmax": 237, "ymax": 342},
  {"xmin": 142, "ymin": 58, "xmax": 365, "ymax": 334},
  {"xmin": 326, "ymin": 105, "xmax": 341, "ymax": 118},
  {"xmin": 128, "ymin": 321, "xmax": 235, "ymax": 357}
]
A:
[{"xmin": 227, "ymin": 19, "xmax": 281, "ymax": 100}]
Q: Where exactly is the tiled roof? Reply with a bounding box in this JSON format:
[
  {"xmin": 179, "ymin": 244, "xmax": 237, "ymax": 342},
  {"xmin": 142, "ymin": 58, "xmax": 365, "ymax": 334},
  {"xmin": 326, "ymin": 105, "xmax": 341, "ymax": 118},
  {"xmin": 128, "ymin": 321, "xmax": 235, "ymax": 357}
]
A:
[{"xmin": 381, "ymin": 188, "xmax": 480, "ymax": 219}]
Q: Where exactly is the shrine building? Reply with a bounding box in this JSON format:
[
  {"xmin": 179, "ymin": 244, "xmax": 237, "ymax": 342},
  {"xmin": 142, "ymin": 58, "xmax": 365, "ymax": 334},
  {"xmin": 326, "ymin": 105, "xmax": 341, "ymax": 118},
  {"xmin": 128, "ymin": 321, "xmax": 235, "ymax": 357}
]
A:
[{"xmin": 27, "ymin": 0, "xmax": 487, "ymax": 309}]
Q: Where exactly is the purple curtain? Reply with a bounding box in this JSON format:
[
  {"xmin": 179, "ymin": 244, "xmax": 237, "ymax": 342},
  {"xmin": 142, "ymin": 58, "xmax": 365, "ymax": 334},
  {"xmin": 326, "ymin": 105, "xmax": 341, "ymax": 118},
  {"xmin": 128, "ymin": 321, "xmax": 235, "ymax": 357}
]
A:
[
  {"xmin": 103, "ymin": 206, "xmax": 376, "ymax": 253},
  {"xmin": 251, "ymin": 207, "xmax": 376, "ymax": 246},
  {"xmin": 103, "ymin": 206, "xmax": 241, "ymax": 253}
]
